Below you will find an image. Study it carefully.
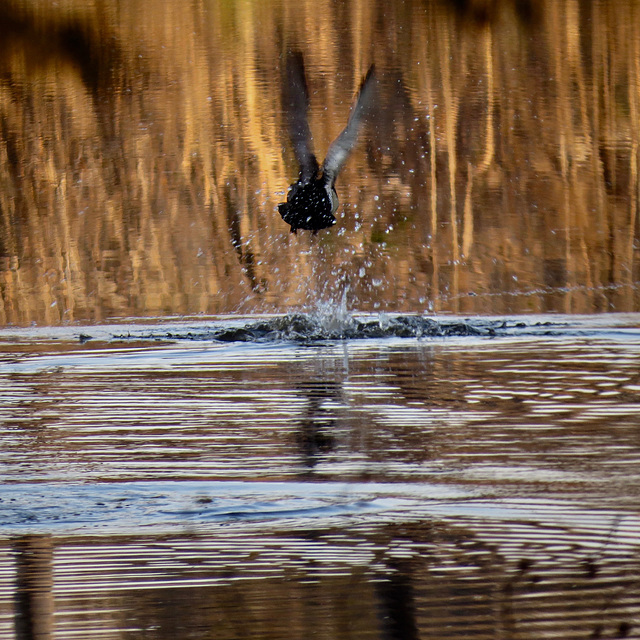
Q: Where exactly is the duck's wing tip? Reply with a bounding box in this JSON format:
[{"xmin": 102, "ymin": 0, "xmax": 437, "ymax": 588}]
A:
[
  {"xmin": 283, "ymin": 50, "xmax": 319, "ymax": 179},
  {"xmin": 321, "ymin": 64, "xmax": 377, "ymax": 185}
]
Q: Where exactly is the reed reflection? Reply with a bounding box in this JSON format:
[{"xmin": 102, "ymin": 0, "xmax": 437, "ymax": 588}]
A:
[
  {"xmin": 14, "ymin": 535, "xmax": 54, "ymax": 640},
  {"xmin": 0, "ymin": 0, "xmax": 639, "ymax": 325},
  {"xmin": 5, "ymin": 515, "xmax": 636, "ymax": 639},
  {"xmin": 376, "ymin": 560, "xmax": 419, "ymax": 640}
]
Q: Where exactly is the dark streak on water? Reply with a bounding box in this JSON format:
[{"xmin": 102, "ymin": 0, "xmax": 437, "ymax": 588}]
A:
[{"xmin": 107, "ymin": 313, "xmax": 567, "ymax": 343}]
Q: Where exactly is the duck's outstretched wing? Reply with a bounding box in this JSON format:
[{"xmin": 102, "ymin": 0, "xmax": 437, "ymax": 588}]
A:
[
  {"xmin": 283, "ymin": 51, "xmax": 318, "ymax": 183},
  {"xmin": 321, "ymin": 65, "xmax": 376, "ymax": 187}
]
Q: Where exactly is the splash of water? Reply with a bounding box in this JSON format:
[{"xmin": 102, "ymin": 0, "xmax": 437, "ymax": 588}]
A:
[{"xmin": 308, "ymin": 282, "xmax": 357, "ymax": 337}]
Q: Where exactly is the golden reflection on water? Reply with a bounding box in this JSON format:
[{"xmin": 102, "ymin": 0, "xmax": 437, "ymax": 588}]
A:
[{"xmin": 1, "ymin": 0, "xmax": 640, "ymax": 324}]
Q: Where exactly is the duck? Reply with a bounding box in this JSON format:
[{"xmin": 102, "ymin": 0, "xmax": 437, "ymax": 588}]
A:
[{"xmin": 278, "ymin": 52, "xmax": 376, "ymax": 234}]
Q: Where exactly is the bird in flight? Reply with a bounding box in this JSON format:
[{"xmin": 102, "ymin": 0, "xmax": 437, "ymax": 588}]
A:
[{"xmin": 278, "ymin": 52, "xmax": 376, "ymax": 234}]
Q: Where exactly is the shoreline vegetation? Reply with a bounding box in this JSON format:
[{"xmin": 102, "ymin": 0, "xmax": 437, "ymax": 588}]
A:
[{"xmin": 0, "ymin": 0, "xmax": 638, "ymax": 325}]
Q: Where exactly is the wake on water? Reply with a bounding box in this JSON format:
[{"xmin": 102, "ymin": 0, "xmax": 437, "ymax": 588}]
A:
[{"xmin": 110, "ymin": 311, "xmax": 564, "ymax": 344}]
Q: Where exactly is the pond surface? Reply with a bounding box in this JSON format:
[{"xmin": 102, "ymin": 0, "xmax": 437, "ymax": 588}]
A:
[
  {"xmin": 1, "ymin": 313, "xmax": 640, "ymax": 639},
  {"xmin": 2, "ymin": 0, "xmax": 640, "ymax": 637}
]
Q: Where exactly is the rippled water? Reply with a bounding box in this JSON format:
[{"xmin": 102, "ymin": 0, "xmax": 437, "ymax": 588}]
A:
[
  {"xmin": 2, "ymin": 313, "xmax": 640, "ymax": 639},
  {"xmin": 3, "ymin": 0, "xmax": 640, "ymax": 637}
]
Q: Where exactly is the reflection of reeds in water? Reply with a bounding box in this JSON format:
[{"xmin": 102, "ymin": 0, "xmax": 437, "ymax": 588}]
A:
[
  {"xmin": 0, "ymin": 0, "xmax": 639, "ymax": 325},
  {"xmin": 405, "ymin": 1, "xmax": 639, "ymax": 314}
]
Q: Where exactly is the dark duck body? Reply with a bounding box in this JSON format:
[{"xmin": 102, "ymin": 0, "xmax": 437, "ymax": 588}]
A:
[{"xmin": 278, "ymin": 52, "xmax": 376, "ymax": 234}]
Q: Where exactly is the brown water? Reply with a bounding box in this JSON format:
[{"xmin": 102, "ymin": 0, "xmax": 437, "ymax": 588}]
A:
[
  {"xmin": 2, "ymin": 0, "xmax": 640, "ymax": 638},
  {"xmin": 2, "ymin": 314, "xmax": 640, "ymax": 639}
]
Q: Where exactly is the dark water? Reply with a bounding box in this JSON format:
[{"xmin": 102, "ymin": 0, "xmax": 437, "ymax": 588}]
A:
[{"xmin": 2, "ymin": 313, "xmax": 640, "ymax": 638}]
